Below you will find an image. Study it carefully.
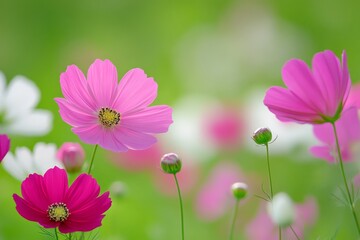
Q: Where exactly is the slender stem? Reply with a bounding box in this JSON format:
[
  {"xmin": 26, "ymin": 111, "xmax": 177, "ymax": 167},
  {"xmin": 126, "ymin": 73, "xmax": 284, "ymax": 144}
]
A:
[
  {"xmin": 290, "ymin": 225, "xmax": 301, "ymax": 240},
  {"xmin": 265, "ymin": 143, "xmax": 274, "ymax": 199},
  {"xmin": 332, "ymin": 122, "xmax": 360, "ymax": 235},
  {"xmin": 279, "ymin": 226, "xmax": 282, "ymax": 240},
  {"xmin": 87, "ymin": 144, "xmax": 99, "ymax": 174},
  {"xmin": 80, "ymin": 232, "xmax": 85, "ymax": 240},
  {"xmin": 54, "ymin": 228, "xmax": 59, "ymax": 240},
  {"xmin": 173, "ymin": 174, "xmax": 185, "ymax": 240},
  {"xmin": 228, "ymin": 199, "xmax": 239, "ymax": 240},
  {"xmin": 68, "ymin": 233, "xmax": 72, "ymax": 240}
]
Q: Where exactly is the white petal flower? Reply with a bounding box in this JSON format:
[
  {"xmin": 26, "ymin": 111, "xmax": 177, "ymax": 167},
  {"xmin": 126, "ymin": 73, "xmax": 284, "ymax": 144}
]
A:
[
  {"xmin": 0, "ymin": 72, "xmax": 53, "ymax": 136},
  {"xmin": 2, "ymin": 143, "xmax": 64, "ymax": 181},
  {"xmin": 267, "ymin": 192, "xmax": 296, "ymax": 227}
]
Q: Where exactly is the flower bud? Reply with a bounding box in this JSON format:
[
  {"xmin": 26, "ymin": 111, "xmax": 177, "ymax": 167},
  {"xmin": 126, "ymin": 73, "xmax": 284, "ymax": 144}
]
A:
[
  {"xmin": 0, "ymin": 134, "xmax": 10, "ymax": 163},
  {"xmin": 56, "ymin": 143, "xmax": 85, "ymax": 173},
  {"xmin": 231, "ymin": 182, "xmax": 248, "ymax": 200},
  {"xmin": 252, "ymin": 127, "xmax": 272, "ymax": 145},
  {"xmin": 161, "ymin": 153, "xmax": 182, "ymax": 174},
  {"xmin": 267, "ymin": 192, "xmax": 295, "ymax": 227}
]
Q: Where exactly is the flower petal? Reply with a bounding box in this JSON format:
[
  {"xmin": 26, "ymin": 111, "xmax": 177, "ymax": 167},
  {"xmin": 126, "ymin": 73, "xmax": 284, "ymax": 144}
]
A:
[
  {"xmin": 20, "ymin": 173, "xmax": 50, "ymax": 210},
  {"xmin": 43, "ymin": 167, "xmax": 68, "ymax": 203},
  {"xmin": 6, "ymin": 110, "xmax": 52, "ymax": 136},
  {"xmin": 121, "ymin": 105, "xmax": 173, "ymax": 134},
  {"xmin": 72, "ymin": 124, "xmax": 103, "ymax": 145},
  {"xmin": 2, "ymin": 152, "xmax": 27, "ymax": 181},
  {"xmin": 113, "ymin": 68, "xmax": 158, "ymax": 113},
  {"xmin": 4, "ymin": 76, "xmax": 40, "ymax": 120},
  {"xmin": 59, "ymin": 65, "xmax": 97, "ymax": 112},
  {"xmin": 0, "ymin": 134, "xmax": 10, "ymax": 161},
  {"xmin": 115, "ymin": 127, "xmax": 157, "ymax": 150},
  {"xmin": 264, "ymin": 86, "xmax": 322, "ymax": 123},
  {"xmin": 87, "ymin": 59, "xmax": 119, "ymax": 108},
  {"xmin": 309, "ymin": 146, "xmax": 334, "ymax": 163},
  {"xmin": 33, "ymin": 143, "xmax": 63, "ymax": 175}
]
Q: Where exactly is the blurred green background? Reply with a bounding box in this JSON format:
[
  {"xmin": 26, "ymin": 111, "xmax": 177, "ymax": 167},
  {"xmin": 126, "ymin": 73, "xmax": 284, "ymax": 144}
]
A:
[{"xmin": 1, "ymin": 0, "xmax": 360, "ymax": 239}]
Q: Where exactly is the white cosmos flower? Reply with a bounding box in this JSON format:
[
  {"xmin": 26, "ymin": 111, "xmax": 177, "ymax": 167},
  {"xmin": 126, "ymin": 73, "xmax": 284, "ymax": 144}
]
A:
[
  {"xmin": 267, "ymin": 192, "xmax": 296, "ymax": 227},
  {"xmin": 2, "ymin": 143, "xmax": 64, "ymax": 181},
  {"xmin": 0, "ymin": 72, "xmax": 52, "ymax": 136}
]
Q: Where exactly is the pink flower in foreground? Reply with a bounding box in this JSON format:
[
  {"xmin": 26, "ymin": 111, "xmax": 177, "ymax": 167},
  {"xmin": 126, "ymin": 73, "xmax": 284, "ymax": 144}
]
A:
[
  {"xmin": 55, "ymin": 59, "xmax": 173, "ymax": 152},
  {"xmin": 310, "ymin": 108, "xmax": 360, "ymax": 163},
  {"xmin": 13, "ymin": 167, "xmax": 111, "ymax": 233},
  {"xmin": 0, "ymin": 134, "xmax": 10, "ymax": 162},
  {"xmin": 247, "ymin": 197, "xmax": 317, "ymax": 240},
  {"xmin": 264, "ymin": 50, "xmax": 350, "ymax": 124}
]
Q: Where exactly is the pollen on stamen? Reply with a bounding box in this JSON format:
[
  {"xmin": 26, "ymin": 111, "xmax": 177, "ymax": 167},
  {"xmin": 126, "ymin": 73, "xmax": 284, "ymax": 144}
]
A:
[
  {"xmin": 47, "ymin": 202, "xmax": 70, "ymax": 222},
  {"xmin": 98, "ymin": 107, "xmax": 121, "ymax": 128}
]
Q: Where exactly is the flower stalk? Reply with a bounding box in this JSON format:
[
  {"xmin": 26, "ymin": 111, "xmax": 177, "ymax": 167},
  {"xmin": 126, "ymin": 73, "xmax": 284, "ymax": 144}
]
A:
[
  {"xmin": 87, "ymin": 144, "xmax": 98, "ymax": 174},
  {"xmin": 173, "ymin": 173, "xmax": 185, "ymax": 240}
]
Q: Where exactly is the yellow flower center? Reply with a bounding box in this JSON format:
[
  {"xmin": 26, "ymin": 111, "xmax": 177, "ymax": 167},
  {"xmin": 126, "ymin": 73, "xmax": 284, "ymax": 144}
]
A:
[
  {"xmin": 98, "ymin": 107, "xmax": 121, "ymax": 128},
  {"xmin": 48, "ymin": 203, "xmax": 70, "ymax": 222}
]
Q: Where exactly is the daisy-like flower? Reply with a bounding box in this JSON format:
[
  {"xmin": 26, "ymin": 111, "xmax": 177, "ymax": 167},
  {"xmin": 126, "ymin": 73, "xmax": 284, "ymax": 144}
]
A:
[
  {"xmin": 2, "ymin": 143, "xmax": 63, "ymax": 181},
  {"xmin": 55, "ymin": 59, "xmax": 173, "ymax": 152},
  {"xmin": 0, "ymin": 72, "xmax": 52, "ymax": 136},
  {"xmin": 13, "ymin": 167, "xmax": 112, "ymax": 233},
  {"xmin": 0, "ymin": 134, "xmax": 10, "ymax": 162},
  {"xmin": 264, "ymin": 50, "xmax": 350, "ymax": 124}
]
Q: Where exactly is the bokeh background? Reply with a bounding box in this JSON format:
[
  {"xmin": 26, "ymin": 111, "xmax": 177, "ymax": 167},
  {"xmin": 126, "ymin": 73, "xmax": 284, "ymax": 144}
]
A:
[{"xmin": 1, "ymin": 0, "xmax": 360, "ymax": 239}]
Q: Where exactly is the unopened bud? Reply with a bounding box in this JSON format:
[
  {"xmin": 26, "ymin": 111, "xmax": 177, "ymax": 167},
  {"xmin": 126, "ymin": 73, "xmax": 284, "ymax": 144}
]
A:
[
  {"xmin": 252, "ymin": 127, "xmax": 272, "ymax": 145},
  {"xmin": 231, "ymin": 182, "xmax": 248, "ymax": 200},
  {"xmin": 267, "ymin": 192, "xmax": 295, "ymax": 227},
  {"xmin": 56, "ymin": 143, "xmax": 85, "ymax": 173},
  {"xmin": 161, "ymin": 153, "xmax": 182, "ymax": 174},
  {"xmin": 0, "ymin": 134, "xmax": 10, "ymax": 163}
]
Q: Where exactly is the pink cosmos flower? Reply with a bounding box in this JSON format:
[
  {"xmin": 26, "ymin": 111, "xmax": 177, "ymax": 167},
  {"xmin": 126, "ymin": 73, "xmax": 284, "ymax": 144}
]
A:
[
  {"xmin": 0, "ymin": 134, "xmax": 10, "ymax": 162},
  {"xmin": 264, "ymin": 50, "xmax": 350, "ymax": 124},
  {"xmin": 247, "ymin": 197, "xmax": 317, "ymax": 240},
  {"xmin": 13, "ymin": 167, "xmax": 111, "ymax": 233},
  {"xmin": 310, "ymin": 108, "xmax": 360, "ymax": 163},
  {"xmin": 55, "ymin": 59, "xmax": 173, "ymax": 152}
]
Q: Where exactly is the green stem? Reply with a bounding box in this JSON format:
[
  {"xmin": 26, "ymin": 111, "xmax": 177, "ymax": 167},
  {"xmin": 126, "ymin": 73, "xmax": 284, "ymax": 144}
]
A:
[
  {"xmin": 54, "ymin": 228, "xmax": 59, "ymax": 240},
  {"xmin": 87, "ymin": 144, "xmax": 99, "ymax": 174},
  {"xmin": 68, "ymin": 233, "xmax": 72, "ymax": 240},
  {"xmin": 173, "ymin": 174, "xmax": 185, "ymax": 240},
  {"xmin": 332, "ymin": 122, "xmax": 360, "ymax": 236},
  {"xmin": 290, "ymin": 225, "xmax": 301, "ymax": 240},
  {"xmin": 228, "ymin": 199, "xmax": 239, "ymax": 240},
  {"xmin": 265, "ymin": 143, "xmax": 274, "ymax": 199}
]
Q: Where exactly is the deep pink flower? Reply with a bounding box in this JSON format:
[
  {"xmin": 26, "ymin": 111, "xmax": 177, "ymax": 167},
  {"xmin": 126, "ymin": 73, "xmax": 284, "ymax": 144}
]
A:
[
  {"xmin": 264, "ymin": 50, "xmax": 350, "ymax": 124},
  {"xmin": 55, "ymin": 59, "xmax": 173, "ymax": 152},
  {"xmin": 310, "ymin": 108, "xmax": 360, "ymax": 163},
  {"xmin": 13, "ymin": 167, "xmax": 111, "ymax": 233},
  {"xmin": 0, "ymin": 134, "xmax": 10, "ymax": 162},
  {"xmin": 247, "ymin": 198, "xmax": 317, "ymax": 240}
]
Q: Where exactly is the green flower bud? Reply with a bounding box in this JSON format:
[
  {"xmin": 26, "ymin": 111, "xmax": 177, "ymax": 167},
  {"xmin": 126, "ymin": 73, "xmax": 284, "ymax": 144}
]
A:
[
  {"xmin": 252, "ymin": 127, "xmax": 272, "ymax": 145},
  {"xmin": 161, "ymin": 153, "xmax": 182, "ymax": 174},
  {"xmin": 231, "ymin": 182, "xmax": 248, "ymax": 200}
]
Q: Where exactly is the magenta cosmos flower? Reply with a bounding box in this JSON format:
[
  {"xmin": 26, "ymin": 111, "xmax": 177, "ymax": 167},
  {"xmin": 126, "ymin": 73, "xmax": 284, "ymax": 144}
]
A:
[
  {"xmin": 13, "ymin": 167, "xmax": 111, "ymax": 233},
  {"xmin": 0, "ymin": 134, "xmax": 10, "ymax": 162},
  {"xmin": 55, "ymin": 59, "xmax": 173, "ymax": 152},
  {"xmin": 264, "ymin": 50, "xmax": 350, "ymax": 124}
]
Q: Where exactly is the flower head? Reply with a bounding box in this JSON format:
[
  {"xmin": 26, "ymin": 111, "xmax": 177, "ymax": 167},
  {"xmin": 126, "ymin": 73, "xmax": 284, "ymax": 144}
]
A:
[
  {"xmin": 0, "ymin": 134, "xmax": 10, "ymax": 162},
  {"xmin": 161, "ymin": 153, "xmax": 182, "ymax": 174},
  {"xmin": 2, "ymin": 143, "xmax": 63, "ymax": 181},
  {"xmin": 0, "ymin": 72, "xmax": 52, "ymax": 136},
  {"xmin": 13, "ymin": 167, "xmax": 111, "ymax": 233},
  {"xmin": 252, "ymin": 127, "xmax": 273, "ymax": 145},
  {"xmin": 264, "ymin": 50, "xmax": 351, "ymax": 124},
  {"xmin": 56, "ymin": 142, "xmax": 85, "ymax": 173},
  {"xmin": 55, "ymin": 59, "xmax": 173, "ymax": 152},
  {"xmin": 231, "ymin": 182, "xmax": 248, "ymax": 200},
  {"xmin": 267, "ymin": 192, "xmax": 295, "ymax": 227}
]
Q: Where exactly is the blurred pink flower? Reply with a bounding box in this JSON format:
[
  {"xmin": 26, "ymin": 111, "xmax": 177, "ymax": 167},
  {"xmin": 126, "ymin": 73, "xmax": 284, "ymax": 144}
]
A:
[
  {"xmin": 0, "ymin": 134, "xmax": 10, "ymax": 162},
  {"xmin": 264, "ymin": 50, "xmax": 350, "ymax": 124},
  {"xmin": 195, "ymin": 162, "xmax": 246, "ymax": 220},
  {"xmin": 204, "ymin": 106, "xmax": 244, "ymax": 150},
  {"xmin": 247, "ymin": 197, "xmax": 317, "ymax": 240},
  {"xmin": 109, "ymin": 143, "xmax": 162, "ymax": 171},
  {"xmin": 13, "ymin": 167, "xmax": 111, "ymax": 233},
  {"xmin": 310, "ymin": 108, "xmax": 360, "ymax": 163},
  {"xmin": 56, "ymin": 142, "xmax": 85, "ymax": 173},
  {"xmin": 55, "ymin": 59, "xmax": 173, "ymax": 152}
]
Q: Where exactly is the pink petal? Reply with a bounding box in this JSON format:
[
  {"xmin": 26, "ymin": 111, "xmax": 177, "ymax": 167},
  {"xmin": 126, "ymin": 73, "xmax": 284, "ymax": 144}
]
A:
[
  {"xmin": 121, "ymin": 105, "xmax": 173, "ymax": 134},
  {"xmin": 55, "ymin": 98, "xmax": 97, "ymax": 127},
  {"xmin": 264, "ymin": 87, "xmax": 322, "ymax": 123},
  {"xmin": 72, "ymin": 124, "xmax": 103, "ymax": 145},
  {"xmin": 59, "ymin": 65, "xmax": 96, "ymax": 112},
  {"xmin": 65, "ymin": 174, "xmax": 100, "ymax": 210},
  {"xmin": 113, "ymin": 68, "xmax": 158, "ymax": 113},
  {"xmin": 0, "ymin": 134, "xmax": 10, "ymax": 161},
  {"xmin": 21, "ymin": 173, "xmax": 50, "ymax": 211},
  {"xmin": 309, "ymin": 146, "xmax": 335, "ymax": 163},
  {"xmin": 115, "ymin": 127, "xmax": 157, "ymax": 150},
  {"xmin": 59, "ymin": 216, "xmax": 105, "ymax": 234},
  {"xmin": 43, "ymin": 167, "xmax": 68, "ymax": 203},
  {"xmin": 87, "ymin": 59, "xmax": 119, "ymax": 108}
]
